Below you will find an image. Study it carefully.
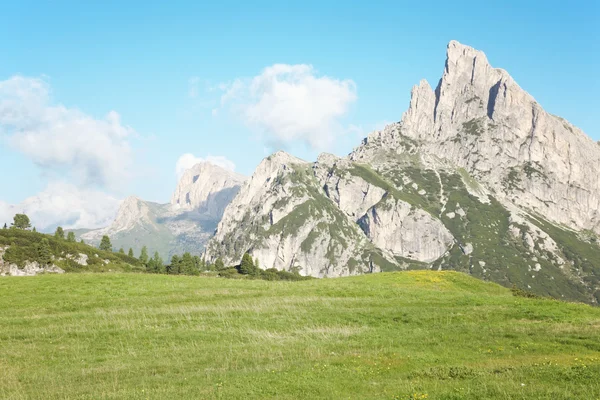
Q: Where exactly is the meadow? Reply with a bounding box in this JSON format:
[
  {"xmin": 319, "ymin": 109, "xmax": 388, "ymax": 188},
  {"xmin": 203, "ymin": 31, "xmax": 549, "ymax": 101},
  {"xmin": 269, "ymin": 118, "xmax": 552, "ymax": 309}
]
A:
[{"xmin": 0, "ymin": 271, "xmax": 598, "ymax": 399}]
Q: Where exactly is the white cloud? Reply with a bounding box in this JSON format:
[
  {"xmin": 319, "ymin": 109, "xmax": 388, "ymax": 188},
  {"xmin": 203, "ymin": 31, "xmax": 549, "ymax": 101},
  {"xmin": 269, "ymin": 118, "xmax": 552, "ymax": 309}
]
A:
[
  {"xmin": 218, "ymin": 64, "xmax": 357, "ymax": 150},
  {"xmin": 0, "ymin": 181, "xmax": 120, "ymax": 231},
  {"xmin": 175, "ymin": 153, "xmax": 236, "ymax": 178},
  {"xmin": 0, "ymin": 75, "xmax": 135, "ymax": 189}
]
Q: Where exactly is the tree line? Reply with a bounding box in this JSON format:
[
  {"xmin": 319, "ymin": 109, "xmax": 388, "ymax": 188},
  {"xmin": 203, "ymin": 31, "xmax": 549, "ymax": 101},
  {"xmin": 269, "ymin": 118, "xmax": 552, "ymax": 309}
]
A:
[{"xmin": 4, "ymin": 213, "xmax": 309, "ymax": 281}]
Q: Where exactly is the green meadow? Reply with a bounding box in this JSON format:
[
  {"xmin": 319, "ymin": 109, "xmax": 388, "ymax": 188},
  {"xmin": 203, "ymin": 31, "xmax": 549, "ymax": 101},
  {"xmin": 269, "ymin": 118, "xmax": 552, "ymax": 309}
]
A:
[{"xmin": 0, "ymin": 271, "xmax": 598, "ymax": 399}]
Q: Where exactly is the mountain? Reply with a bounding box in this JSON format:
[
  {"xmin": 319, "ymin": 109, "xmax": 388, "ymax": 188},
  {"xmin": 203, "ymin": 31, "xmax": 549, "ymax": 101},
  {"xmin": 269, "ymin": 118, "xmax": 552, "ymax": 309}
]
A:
[
  {"xmin": 82, "ymin": 162, "xmax": 246, "ymax": 259},
  {"xmin": 206, "ymin": 41, "xmax": 600, "ymax": 304}
]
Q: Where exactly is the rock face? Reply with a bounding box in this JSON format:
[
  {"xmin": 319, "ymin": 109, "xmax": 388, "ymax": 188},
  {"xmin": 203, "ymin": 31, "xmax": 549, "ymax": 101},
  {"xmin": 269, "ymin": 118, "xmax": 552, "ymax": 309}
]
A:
[
  {"xmin": 357, "ymin": 197, "xmax": 454, "ymax": 263},
  {"xmin": 205, "ymin": 152, "xmax": 391, "ymax": 277},
  {"xmin": 0, "ymin": 246, "xmax": 65, "ymax": 276},
  {"xmin": 82, "ymin": 162, "xmax": 246, "ymax": 259},
  {"xmin": 207, "ymin": 41, "xmax": 600, "ymax": 304},
  {"xmin": 171, "ymin": 163, "xmax": 246, "ymax": 219}
]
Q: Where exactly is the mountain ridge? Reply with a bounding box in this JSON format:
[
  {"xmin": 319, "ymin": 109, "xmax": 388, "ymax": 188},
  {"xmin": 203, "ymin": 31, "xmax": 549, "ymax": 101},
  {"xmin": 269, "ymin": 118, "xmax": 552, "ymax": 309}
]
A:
[{"xmin": 205, "ymin": 40, "xmax": 600, "ymax": 303}]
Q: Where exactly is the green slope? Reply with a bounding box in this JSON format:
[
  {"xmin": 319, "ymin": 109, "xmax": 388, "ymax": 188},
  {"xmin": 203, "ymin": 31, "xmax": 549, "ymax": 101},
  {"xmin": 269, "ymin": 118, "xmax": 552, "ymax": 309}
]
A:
[
  {"xmin": 0, "ymin": 272, "xmax": 598, "ymax": 399},
  {"xmin": 0, "ymin": 228, "xmax": 143, "ymax": 272}
]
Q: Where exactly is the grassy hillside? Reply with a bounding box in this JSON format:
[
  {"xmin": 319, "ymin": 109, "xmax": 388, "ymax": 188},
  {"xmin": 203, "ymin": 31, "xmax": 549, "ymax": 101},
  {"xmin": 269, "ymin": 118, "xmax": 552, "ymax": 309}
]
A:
[
  {"xmin": 0, "ymin": 228, "xmax": 144, "ymax": 272},
  {"xmin": 0, "ymin": 272, "xmax": 598, "ymax": 399},
  {"xmin": 340, "ymin": 160, "xmax": 600, "ymax": 304}
]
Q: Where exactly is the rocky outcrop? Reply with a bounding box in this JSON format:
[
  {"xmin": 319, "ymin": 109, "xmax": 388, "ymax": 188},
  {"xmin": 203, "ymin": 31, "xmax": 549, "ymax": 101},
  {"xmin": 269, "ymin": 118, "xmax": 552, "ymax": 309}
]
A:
[{"xmin": 0, "ymin": 246, "xmax": 64, "ymax": 276}]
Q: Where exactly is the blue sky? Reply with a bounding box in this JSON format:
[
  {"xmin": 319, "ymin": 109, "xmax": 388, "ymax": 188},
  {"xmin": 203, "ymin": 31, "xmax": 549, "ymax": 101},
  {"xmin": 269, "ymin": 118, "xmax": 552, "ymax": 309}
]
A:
[{"xmin": 0, "ymin": 0, "xmax": 598, "ymax": 229}]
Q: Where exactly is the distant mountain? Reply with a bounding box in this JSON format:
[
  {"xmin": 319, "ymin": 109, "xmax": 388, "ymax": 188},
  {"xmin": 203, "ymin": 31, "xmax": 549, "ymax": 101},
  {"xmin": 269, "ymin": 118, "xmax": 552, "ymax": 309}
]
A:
[
  {"xmin": 205, "ymin": 41, "xmax": 600, "ymax": 304},
  {"xmin": 81, "ymin": 163, "xmax": 246, "ymax": 260}
]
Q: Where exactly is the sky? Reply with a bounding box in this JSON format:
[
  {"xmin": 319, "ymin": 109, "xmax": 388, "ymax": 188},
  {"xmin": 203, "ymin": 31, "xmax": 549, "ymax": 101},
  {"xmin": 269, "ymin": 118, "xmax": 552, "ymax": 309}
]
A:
[{"xmin": 0, "ymin": 0, "xmax": 598, "ymax": 231}]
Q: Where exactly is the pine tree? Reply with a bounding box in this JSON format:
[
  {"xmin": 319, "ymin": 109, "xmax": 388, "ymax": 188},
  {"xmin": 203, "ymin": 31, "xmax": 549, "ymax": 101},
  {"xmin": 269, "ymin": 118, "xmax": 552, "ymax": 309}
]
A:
[
  {"xmin": 2, "ymin": 223, "xmax": 7, "ymax": 229},
  {"xmin": 214, "ymin": 257, "xmax": 225, "ymax": 271},
  {"xmin": 118, "ymin": 247, "xmax": 125, "ymax": 254},
  {"xmin": 66, "ymin": 232, "xmax": 76, "ymax": 242},
  {"xmin": 168, "ymin": 255, "xmax": 181, "ymax": 274},
  {"xmin": 128, "ymin": 248, "xmax": 134, "ymax": 257},
  {"xmin": 12, "ymin": 214, "xmax": 31, "ymax": 230},
  {"xmin": 181, "ymin": 252, "xmax": 198, "ymax": 275},
  {"xmin": 80, "ymin": 239, "xmax": 85, "ymax": 244},
  {"xmin": 32, "ymin": 227, "xmax": 37, "ymax": 233},
  {"xmin": 99, "ymin": 235, "xmax": 112, "ymax": 252},
  {"xmin": 152, "ymin": 251, "xmax": 164, "ymax": 274},
  {"xmin": 240, "ymin": 252, "xmax": 257, "ymax": 275},
  {"xmin": 139, "ymin": 246, "xmax": 149, "ymax": 264},
  {"xmin": 54, "ymin": 226, "xmax": 65, "ymax": 240},
  {"xmin": 36, "ymin": 238, "xmax": 52, "ymax": 266}
]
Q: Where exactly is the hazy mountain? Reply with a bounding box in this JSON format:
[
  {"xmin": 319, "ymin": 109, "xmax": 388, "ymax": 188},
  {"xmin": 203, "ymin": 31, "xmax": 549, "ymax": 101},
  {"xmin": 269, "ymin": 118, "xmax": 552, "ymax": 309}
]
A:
[{"xmin": 82, "ymin": 163, "xmax": 246, "ymax": 260}]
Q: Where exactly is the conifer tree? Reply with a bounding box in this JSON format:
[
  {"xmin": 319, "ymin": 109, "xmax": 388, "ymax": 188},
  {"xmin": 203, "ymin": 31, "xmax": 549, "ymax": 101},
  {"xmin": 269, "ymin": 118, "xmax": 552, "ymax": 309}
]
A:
[
  {"xmin": 139, "ymin": 246, "xmax": 149, "ymax": 264},
  {"xmin": 118, "ymin": 247, "xmax": 125, "ymax": 254},
  {"xmin": 54, "ymin": 226, "xmax": 65, "ymax": 240},
  {"xmin": 36, "ymin": 238, "xmax": 52, "ymax": 266},
  {"xmin": 152, "ymin": 251, "xmax": 164, "ymax": 274},
  {"xmin": 66, "ymin": 232, "xmax": 76, "ymax": 242},
  {"xmin": 168, "ymin": 255, "xmax": 181, "ymax": 274},
  {"xmin": 99, "ymin": 235, "xmax": 112, "ymax": 252},
  {"xmin": 128, "ymin": 248, "xmax": 134, "ymax": 257},
  {"xmin": 240, "ymin": 252, "xmax": 257, "ymax": 275}
]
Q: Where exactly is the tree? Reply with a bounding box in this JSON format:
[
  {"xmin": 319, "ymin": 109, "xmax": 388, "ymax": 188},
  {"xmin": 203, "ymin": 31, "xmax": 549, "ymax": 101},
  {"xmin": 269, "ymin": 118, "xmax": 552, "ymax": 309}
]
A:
[
  {"xmin": 239, "ymin": 252, "xmax": 257, "ymax": 275},
  {"xmin": 54, "ymin": 226, "xmax": 65, "ymax": 239},
  {"xmin": 128, "ymin": 248, "xmax": 134, "ymax": 257},
  {"xmin": 181, "ymin": 252, "xmax": 198, "ymax": 275},
  {"xmin": 12, "ymin": 214, "xmax": 31, "ymax": 230},
  {"xmin": 99, "ymin": 235, "xmax": 112, "ymax": 252},
  {"xmin": 80, "ymin": 239, "xmax": 85, "ymax": 245},
  {"xmin": 67, "ymin": 232, "xmax": 76, "ymax": 242},
  {"xmin": 168, "ymin": 255, "xmax": 181, "ymax": 274},
  {"xmin": 36, "ymin": 238, "xmax": 52, "ymax": 266},
  {"xmin": 32, "ymin": 227, "xmax": 37, "ymax": 233},
  {"xmin": 118, "ymin": 247, "xmax": 125, "ymax": 254},
  {"xmin": 152, "ymin": 251, "xmax": 164, "ymax": 274},
  {"xmin": 2, "ymin": 223, "xmax": 7, "ymax": 229},
  {"xmin": 214, "ymin": 257, "xmax": 225, "ymax": 271},
  {"xmin": 139, "ymin": 246, "xmax": 149, "ymax": 264}
]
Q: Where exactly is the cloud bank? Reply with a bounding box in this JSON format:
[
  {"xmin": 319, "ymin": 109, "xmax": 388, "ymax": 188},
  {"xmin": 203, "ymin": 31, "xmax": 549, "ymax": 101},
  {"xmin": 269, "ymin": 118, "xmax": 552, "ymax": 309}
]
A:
[
  {"xmin": 0, "ymin": 75, "xmax": 138, "ymax": 230},
  {"xmin": 0, "ymin": 76, "xmax": 135, "ymax": 189},
  {"xmin": 0, "ymin": 182, "xmax": 120, "ymax": 231},
  {"xmin": 218, "ymin": 64, "xmax": 357, "ymax": 150}
]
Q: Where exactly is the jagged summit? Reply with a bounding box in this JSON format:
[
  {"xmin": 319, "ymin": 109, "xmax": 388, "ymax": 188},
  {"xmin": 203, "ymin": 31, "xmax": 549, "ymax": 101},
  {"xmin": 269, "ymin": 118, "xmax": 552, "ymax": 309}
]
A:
[
  {"xmin": 355, "ymin": 40, "xmax": 600, "ymax": 235},
  {"xmin": 171, "ymin": 162, "xmax": 246, "ymax": 218}
]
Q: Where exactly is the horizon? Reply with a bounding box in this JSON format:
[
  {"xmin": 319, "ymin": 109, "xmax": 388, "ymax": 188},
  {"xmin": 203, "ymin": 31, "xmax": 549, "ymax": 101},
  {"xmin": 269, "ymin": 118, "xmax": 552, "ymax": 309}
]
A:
[{"xmin": 1, "ymin": 0, "xmax": 598, "ymax": 231}]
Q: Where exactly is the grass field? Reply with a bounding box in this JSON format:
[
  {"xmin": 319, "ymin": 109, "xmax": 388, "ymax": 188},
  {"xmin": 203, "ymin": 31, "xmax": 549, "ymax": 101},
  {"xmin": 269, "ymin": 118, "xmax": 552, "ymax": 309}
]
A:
[{"xmin": 0, "ymin": 272, "xmax": 599, "ymax": 399}]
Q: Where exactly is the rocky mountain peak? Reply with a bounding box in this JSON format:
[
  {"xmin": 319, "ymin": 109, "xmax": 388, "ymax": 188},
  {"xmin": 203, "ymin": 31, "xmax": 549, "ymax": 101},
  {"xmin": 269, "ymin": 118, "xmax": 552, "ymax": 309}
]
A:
[
  {"xmin": 355, "ymin": 40, "xmax": 600, "ymax": 235},
  {"xmin": 170, "ymin": 162, "xmax": 246, "ymax": 219}
]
